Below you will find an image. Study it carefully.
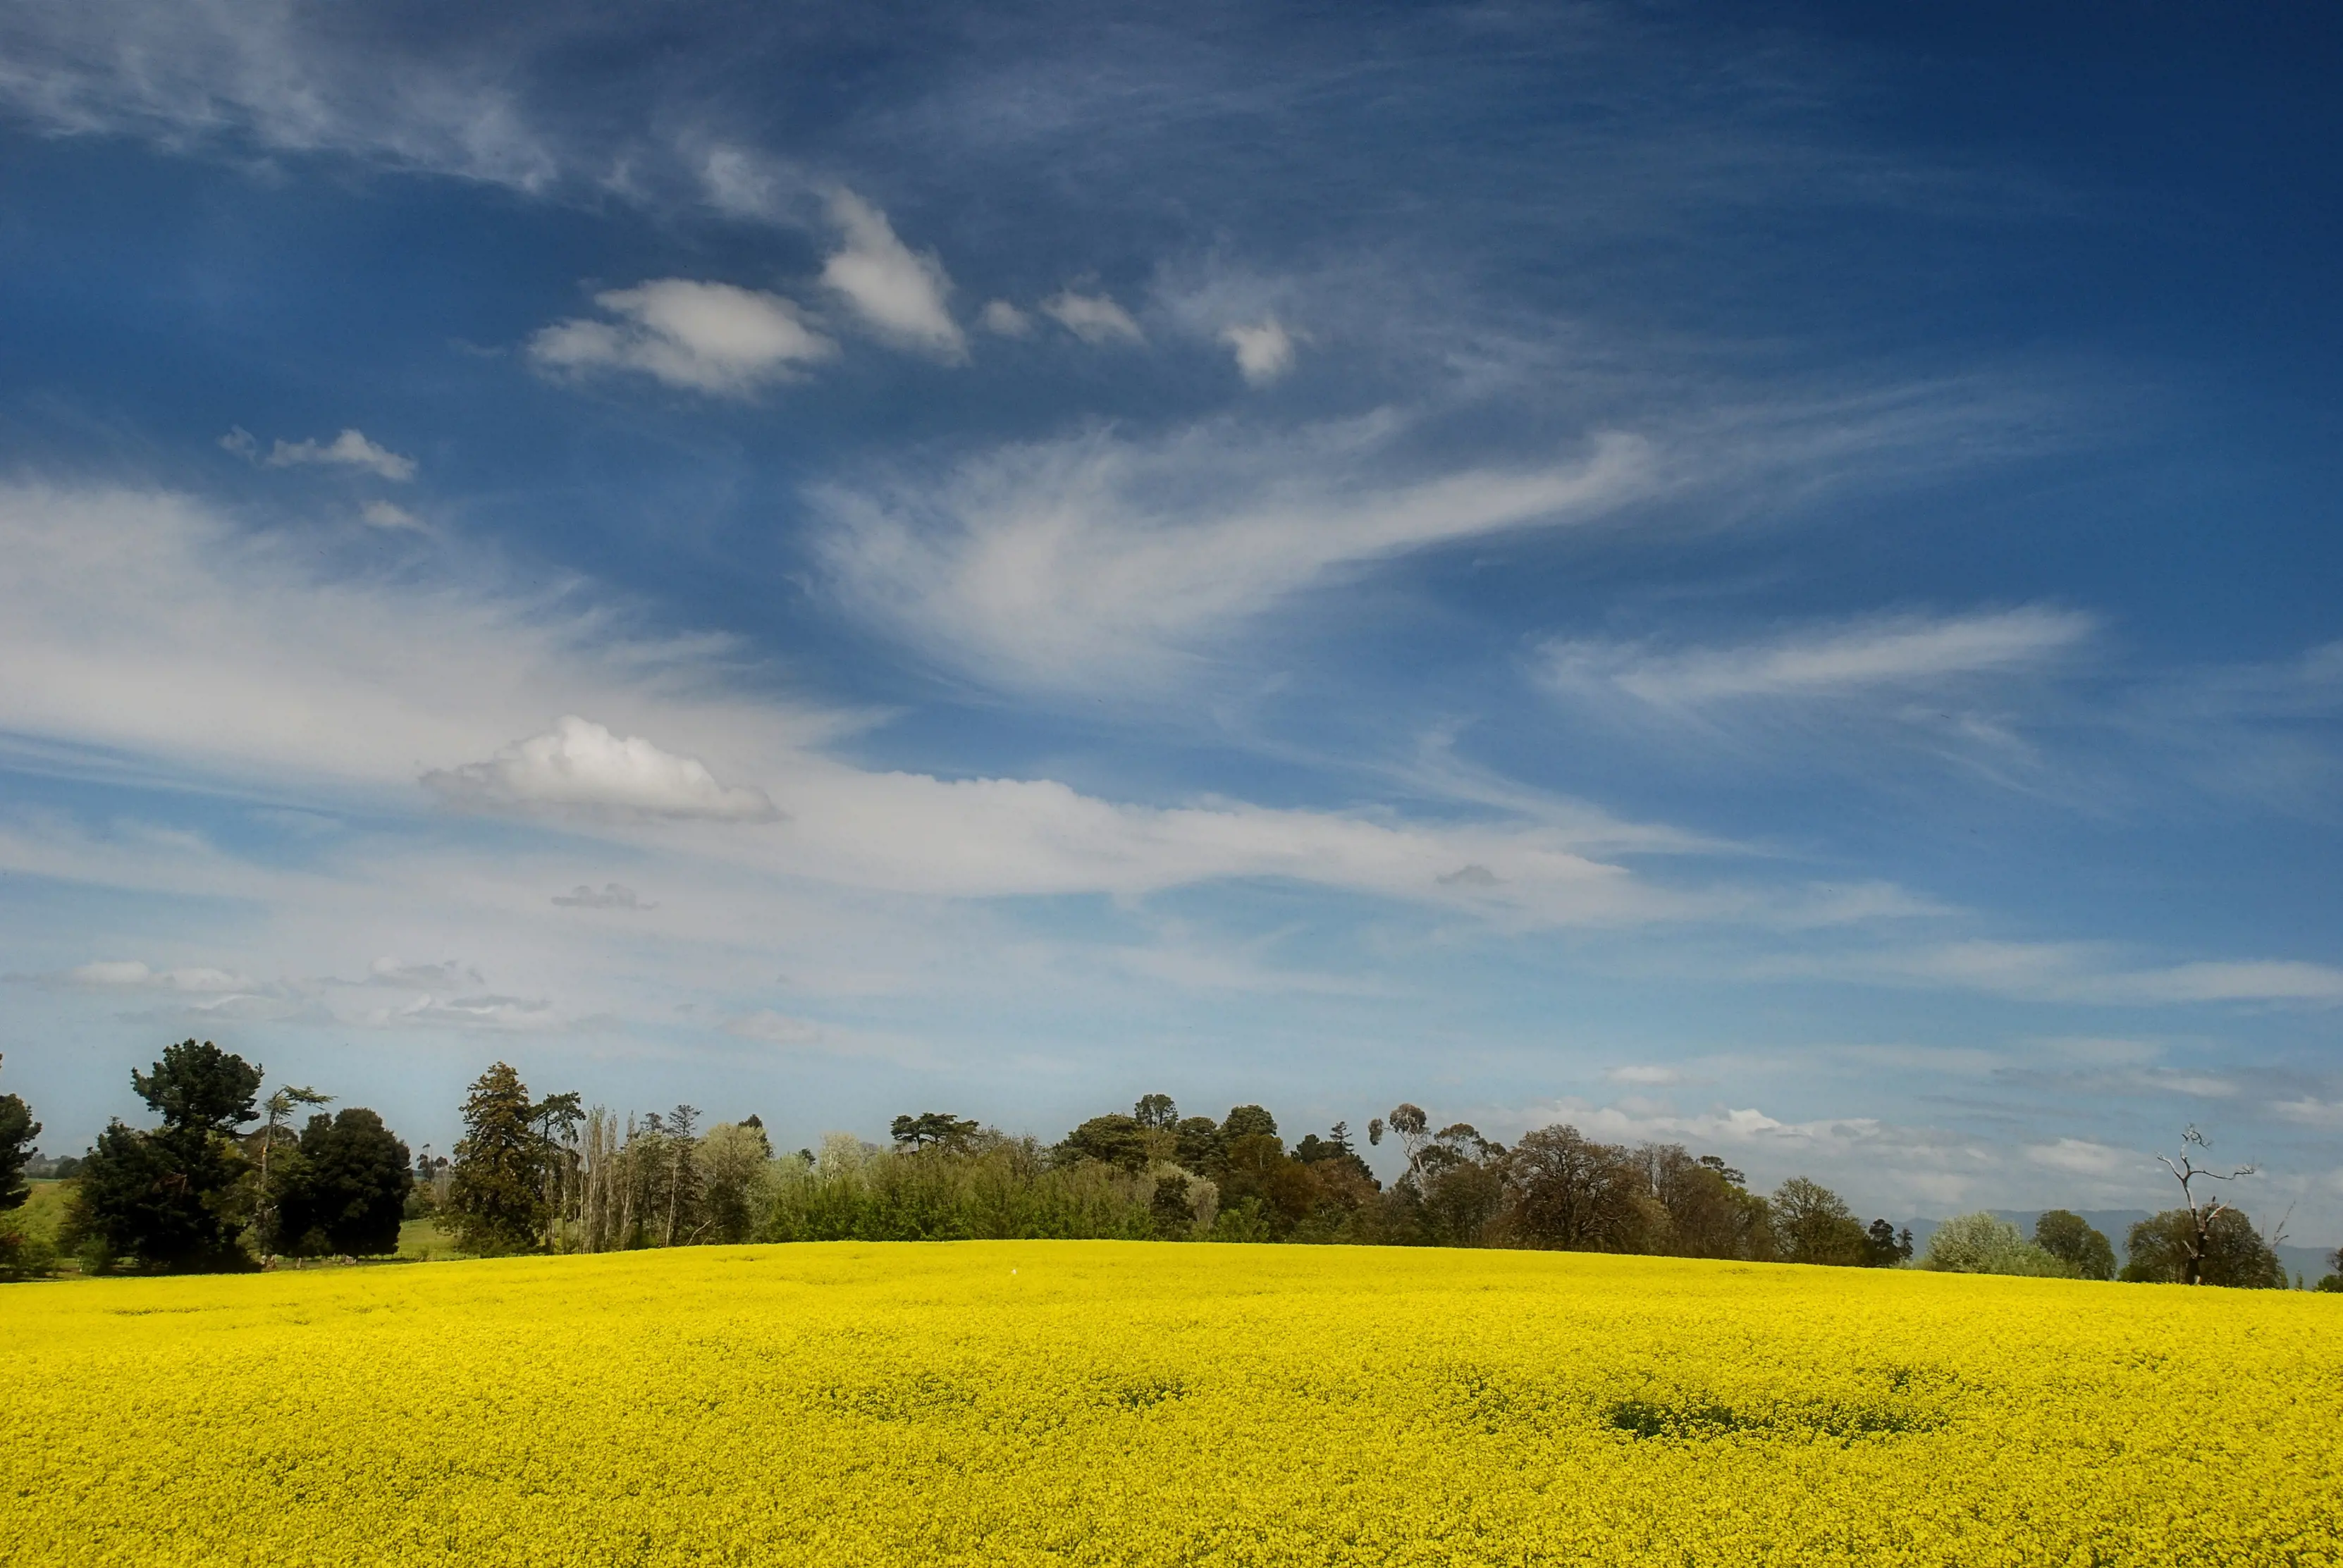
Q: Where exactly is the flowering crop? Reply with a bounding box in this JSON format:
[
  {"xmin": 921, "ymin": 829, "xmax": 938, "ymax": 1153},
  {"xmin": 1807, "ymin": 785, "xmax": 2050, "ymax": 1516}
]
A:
[{"xmin": 4, "ymin": 1244, "xmax": 2338, "ymax": 1565}]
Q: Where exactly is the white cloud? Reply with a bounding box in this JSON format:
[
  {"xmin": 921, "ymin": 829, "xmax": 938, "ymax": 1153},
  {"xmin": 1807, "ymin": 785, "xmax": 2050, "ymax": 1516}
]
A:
[
  {"xmin": 528, "ymin": 280, "xmax": 836, "ymax": 394},
  {"xmin": 697, "ymin": 144, "xmax": 806, "ymax": 222},
  {"xmin": 722, "ymin": 1010, "xmax": 824, "ymax": 1047},
  {"xmin": 361, "ymin": 500, "xmax": 425, "ymax": 531},
  {"xmin": 0, "ymin": 483, "xmax": 839, "ymax": 798},
  {"xmin": 979, "ymin": 300, "xmax": 1032, "ymax": 337},
  {"xmin": 2024, "ymin": 1137, "xmax": 2130, "ymax": 1176},
  {"xmin": 224, "ymin": 426, "xmax": 417, "ymax": 481},
  {"xmin": 66, "ymin": 958, "xmax": 250, "ymax": 993},
  {"xmin": 1040, "ymin": 288, "xmax": 1144, "ymax": 345},
  {"xmin": 551, "ymin": 882, "xmax": 651, "ymax": 910},
  {"xmin": 367, "ymin": 957, "xmax": 481, "ymax": 989},
  {"xmin": 1754, "ymin": 940, "xmax": 2343, "ymax": 1009},
  {"xmin": 819, "ymin": 190, "xmax": 966, "ymax": 361},
  {"xmin": 2273, "ymin": 1097, "xmax": 2343, "ymax": 1130},
  {"xmin": 818, "ymin": 418, "xmax": 1656, "ymax": 690},
  {"xmin": 2129, "ymin": 961, "xmax": 2343, "ymax": 1005},
  {"xmin": 424, "ymin": 716, "xmax": 782, "ymax": 821},
  {"xmin": 1542, "ymin": 607, "xmax": 2093, "ymax": 708},
  {"xmin": 0, "ymin": 2, "xmax": 564, "ymax": 190},
  {"xmin": 1221, "ymin": 318, "xmax": 1297, "ymax": 384},
  {"xmin": 1603, "ymin": 1064, "xmax": 1694, "ymax": 1086},
  {"xmin": 393, "ymin": 992, "xmax": 565, "ymax": 1031}
]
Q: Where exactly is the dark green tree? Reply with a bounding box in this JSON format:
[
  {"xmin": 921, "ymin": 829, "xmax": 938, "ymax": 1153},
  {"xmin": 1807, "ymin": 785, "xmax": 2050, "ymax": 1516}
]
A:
[
  {"xmin": 1771, "ymin": 1177, "xmax": 1869, "ymax": 1266},
  {"xmin": 1149, "ymin": 1172, "xmax": 1195, "ymax": 1238},
  {"xmin": 272, "ymin": 1109, "xmax": 412, "ymax": 1256},
  {"xmin": 446, "ymin": 1062, "xmax": 546, "ymax": 1255},
  {"xmin": 1173, "ymin": 1116, "xmax": 1225, "ymax": 1175},
  {"xmin": 1133, "ymin": 1094, "xmax": 1178, "ymax": 1131},
  {"xmin": 0, "ymin": 1053, "xmax": 38, "ymax": 1214},
  {"xmin": 1863, "ymin": 1218, "xmax": 1914, "ymax": 1267},
  {"xmin": 1056, "ymin": 1113, "xmax": 1149, "ymax": 1171},
  {"xmin": 70, "ymin": 1040, "xmax": 263, "ymax": 1271},
  {"xmin": 1218, "ymin": 1132, "xmax": 1321, "ymax": 1235},
  {"xmin": 2121, "ymin": 1207, "xmax": 2285, "ymax": 1288},
  {"xmin": 2033, "ymin": 1210, "xmax": 2115, "ymax": 1281},
  {"xmin": 1291, "ymin": 1123, "xmax": 1376, "ymax": 1185},
  {"xmin": 891, "ymin": 1111, "xmax": 980, "ymax": 1152},
  {"xmin": 1221, "ymin": 1104, "xmax": 1279, "ymax": 1143}
]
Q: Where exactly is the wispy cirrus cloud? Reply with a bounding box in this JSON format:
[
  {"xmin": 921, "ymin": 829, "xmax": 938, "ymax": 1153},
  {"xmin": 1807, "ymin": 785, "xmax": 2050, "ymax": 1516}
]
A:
[
  {"xmin": 818, "ymin": 417, "xmax": 1656, "ymax": 691},
  {"xmin": 1541, "ymin": 606, "xmax": 2093, "ymax": 710},
  {"xmin": 1751, "ymin": 939, "xmax": 2343, "ymax": 1008}
]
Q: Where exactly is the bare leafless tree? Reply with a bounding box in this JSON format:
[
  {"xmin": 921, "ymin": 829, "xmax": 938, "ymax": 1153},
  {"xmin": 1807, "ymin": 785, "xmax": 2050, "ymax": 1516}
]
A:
[{"xmin": 2157, "ymin": 1125, "xmax": 2256, "ymax": 1286}]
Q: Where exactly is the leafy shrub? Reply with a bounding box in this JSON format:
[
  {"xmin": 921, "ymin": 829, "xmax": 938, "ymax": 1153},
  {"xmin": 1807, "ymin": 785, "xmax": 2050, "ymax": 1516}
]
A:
[{"xmin": 1921, "ymin": 1213, "xmax": 2072, "ymax": 1277}]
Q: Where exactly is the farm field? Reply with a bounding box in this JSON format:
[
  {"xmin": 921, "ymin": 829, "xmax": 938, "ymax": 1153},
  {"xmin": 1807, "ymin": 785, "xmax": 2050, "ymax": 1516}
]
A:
[{"xmin": 4, "ymin": 1243, "xmax": 2338, "ymax": 1567}]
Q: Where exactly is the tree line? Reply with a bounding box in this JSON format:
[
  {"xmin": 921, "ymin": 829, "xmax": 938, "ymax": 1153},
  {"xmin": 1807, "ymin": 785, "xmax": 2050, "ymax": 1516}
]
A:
[{"xmin": 1, "ymin": 1047, "xmax": 2327, "ymax": 1289}]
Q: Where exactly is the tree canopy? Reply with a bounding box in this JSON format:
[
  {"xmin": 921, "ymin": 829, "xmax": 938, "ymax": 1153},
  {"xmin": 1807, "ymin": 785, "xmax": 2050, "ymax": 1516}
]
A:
[
  {"xmin": 0, "ymin": 1054, "xmax": 37, "ymax": 1215},
  {"xmin": 69, "ymin": 1040, "xmax": 264, "ymax": 1271},
  {"xmin": 446, "ymin": 1062, "xmax": 548, "ymax": 1255},
  {"xmin": 2122, "ymin": 1208, "xmax": 2285, "ymax": 1288},
  {"xmin": 271, "ymin": 1108, "xmax": 412, "ymax": 1257},
  {"xmin": 2034, "ymin": 1210, "xmax": 2115, "ymax": 1281}
]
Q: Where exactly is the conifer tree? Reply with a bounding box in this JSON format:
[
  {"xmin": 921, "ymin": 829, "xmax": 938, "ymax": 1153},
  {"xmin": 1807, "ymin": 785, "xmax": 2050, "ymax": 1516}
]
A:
[{"xmin": 447, "ymin": 1063, "xmax": 546, "ymax": 1254}]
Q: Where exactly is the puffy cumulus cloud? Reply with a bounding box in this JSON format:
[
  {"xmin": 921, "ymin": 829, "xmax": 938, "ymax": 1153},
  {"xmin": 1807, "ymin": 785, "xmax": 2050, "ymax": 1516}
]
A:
[
  {"xmin": 1542, "ymin": 606, "xmax": 2093, "ymax": 709},
  {"xmin": 1221, "ymin": 317, "xmax": 1298, "ymax": 384},
  {"xmin": 223, "ymin": 426, "xmax": 416, "ymax": 481},
  {"xmin": 423, "ymin": 716, "xmax": 781, "ymax": 822},
  {"xmin": 819, "ymin": 190, "xmax": 966, "ymax": 361},
  {"xmin": 528, "ymin": 280, "xmax": 836, "ymax": 395},
  {"xmin": 1040, "ymin": 288, "xmax": 1144, "ymax": 345},
  {"xmin": 978, "ymin": 300, "xmax": 1032, "ymax": 337},
  {"xmin": 818, "ymin": 418, "xmax": 1655, "ymax": 691}
]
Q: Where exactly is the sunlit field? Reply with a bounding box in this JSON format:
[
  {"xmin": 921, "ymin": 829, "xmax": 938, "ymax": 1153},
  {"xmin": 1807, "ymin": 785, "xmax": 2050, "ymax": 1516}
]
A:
[{"xmin": 5, "ymin": 1244, "xmax": 2337, "ymax": 1567}]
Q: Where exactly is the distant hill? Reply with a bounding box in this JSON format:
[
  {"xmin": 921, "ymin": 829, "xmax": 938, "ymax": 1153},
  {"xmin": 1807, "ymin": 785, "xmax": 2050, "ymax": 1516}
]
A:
[{"xmin": 1899, "ymin": 1209, "xmax": 2335, "ymax": 1283}]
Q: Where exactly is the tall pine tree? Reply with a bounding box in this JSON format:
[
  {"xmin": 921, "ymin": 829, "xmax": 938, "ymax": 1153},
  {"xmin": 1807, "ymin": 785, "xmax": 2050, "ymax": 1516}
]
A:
[{"xmin": 447, "ymin": 1063, "xmax": 546, "ymax": 1255}]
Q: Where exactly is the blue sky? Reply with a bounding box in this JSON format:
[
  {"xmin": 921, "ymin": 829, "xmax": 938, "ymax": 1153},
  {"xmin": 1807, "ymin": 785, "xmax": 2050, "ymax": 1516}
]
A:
[{"xmin": 1, "ymin": 1, "xmax": 2338, "ymax": 1235}]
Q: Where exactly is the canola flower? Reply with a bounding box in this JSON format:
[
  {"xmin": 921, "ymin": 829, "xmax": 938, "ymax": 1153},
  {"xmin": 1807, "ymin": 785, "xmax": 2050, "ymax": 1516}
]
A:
[{"xmin": 4, "ymin": 1243, "xmax": 2338, "ymax": 1566}]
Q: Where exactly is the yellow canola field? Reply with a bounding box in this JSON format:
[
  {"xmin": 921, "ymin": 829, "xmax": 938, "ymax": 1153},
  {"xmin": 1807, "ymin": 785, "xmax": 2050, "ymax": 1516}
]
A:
[{"xmin": 4, "ymin": 1242, "xmax": 2339, "ymax": 1567}]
